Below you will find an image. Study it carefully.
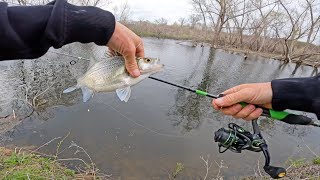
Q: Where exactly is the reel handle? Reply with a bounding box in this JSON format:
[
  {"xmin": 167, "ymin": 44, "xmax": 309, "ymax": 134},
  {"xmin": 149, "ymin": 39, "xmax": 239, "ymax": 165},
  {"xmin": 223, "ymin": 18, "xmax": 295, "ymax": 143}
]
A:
[
  {"xmin": 264, "ymin": 166, "xmax": 286, "ymax": 179},
  {"xmin": 260, "ymin": 142, "xmax": 286, "ymax": 179}
]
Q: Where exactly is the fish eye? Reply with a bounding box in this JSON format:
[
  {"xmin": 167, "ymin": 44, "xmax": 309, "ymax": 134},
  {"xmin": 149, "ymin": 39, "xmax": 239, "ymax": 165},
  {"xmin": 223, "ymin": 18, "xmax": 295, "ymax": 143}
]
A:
[{"xmin": 144, "ymin": 58, "xmax": 151, "ymax": 63}]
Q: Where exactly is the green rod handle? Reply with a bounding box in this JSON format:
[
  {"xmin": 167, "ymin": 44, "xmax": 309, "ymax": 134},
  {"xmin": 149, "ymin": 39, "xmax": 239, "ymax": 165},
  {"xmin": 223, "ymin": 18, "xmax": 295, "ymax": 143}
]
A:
[
  {"xmin": 239, "ymin": 102, "xmax": 319, "ymax": 126},
  {"xmin": 195, "ymin": 90, "xmax": 312, "ymax": 124}
]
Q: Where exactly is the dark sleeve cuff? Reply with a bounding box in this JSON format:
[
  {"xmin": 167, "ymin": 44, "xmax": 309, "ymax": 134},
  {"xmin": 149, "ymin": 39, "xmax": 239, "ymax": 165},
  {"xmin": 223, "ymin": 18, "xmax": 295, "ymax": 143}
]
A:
[
  {"xmin": 271, "ymin": 74, "xmax": 320, "ymax": 118},
  {"xmin": 64, "ymin": 2, "xmax": 115, "ymax": 46}
]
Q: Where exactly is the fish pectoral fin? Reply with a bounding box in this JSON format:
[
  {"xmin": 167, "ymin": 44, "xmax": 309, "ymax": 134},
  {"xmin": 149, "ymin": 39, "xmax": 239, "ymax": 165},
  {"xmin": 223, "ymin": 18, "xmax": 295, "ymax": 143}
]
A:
[
  {"xmin": 81, "ymin": 86, "xmax": 94, "ymax": 102},
  {"xmin": 116, "ymin": 87, "xmax": 131, "ymax": 102}
]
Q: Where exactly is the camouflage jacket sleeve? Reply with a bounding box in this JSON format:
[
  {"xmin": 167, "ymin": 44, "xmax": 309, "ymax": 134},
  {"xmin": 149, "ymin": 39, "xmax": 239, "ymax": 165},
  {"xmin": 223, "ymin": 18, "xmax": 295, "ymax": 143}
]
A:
[
  {"xmin": 271, "ymin": 73, "xmax": 320, "ymax": 118},
  {"xmin": 0, "ymin": 0, "xmax": 115, "ymax": 60}
]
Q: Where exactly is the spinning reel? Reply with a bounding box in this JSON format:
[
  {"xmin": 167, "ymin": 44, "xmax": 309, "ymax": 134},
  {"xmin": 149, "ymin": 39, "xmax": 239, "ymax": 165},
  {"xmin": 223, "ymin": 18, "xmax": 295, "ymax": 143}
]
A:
[{"xmin": 214, "ymin": 120, "xmax": 286, "ymax": 179}]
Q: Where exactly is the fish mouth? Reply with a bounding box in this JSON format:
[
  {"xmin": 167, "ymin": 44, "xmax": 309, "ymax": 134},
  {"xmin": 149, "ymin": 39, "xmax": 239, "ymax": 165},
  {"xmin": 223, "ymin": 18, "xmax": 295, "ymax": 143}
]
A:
[{"xmin": 141, "ymin": 64, "xmax": 164, "ymax": 74}]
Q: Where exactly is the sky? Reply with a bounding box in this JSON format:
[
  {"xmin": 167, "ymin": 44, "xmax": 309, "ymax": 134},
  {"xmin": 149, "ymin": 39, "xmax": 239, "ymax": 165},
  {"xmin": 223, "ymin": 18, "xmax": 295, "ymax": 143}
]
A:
[{"xmin": 106, "ymin": 0, "xmax": 193, "ymax": 24}]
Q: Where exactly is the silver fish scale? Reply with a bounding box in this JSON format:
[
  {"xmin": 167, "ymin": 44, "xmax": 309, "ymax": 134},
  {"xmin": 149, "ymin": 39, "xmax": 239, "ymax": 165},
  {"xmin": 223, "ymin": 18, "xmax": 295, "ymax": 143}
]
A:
[
  {"xmin": 84, "ymin": 57, "xmax": 127, "ymax": 80},
  {"xmin": 79, "ymin": 56, "xmax": 130, "ymax": 91}
]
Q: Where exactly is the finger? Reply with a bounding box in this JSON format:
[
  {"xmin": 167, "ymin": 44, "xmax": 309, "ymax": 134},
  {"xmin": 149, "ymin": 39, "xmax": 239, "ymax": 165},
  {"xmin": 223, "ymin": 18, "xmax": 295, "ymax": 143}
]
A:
[
  {"xmin": 219, "ymin": 104, "xmax": 243, "ymax": 116},
  {"xmin": 135, "ymin": 40, "xmax": 145, "ymax": 57},
  {"xmin": 243, "ymin": 108, "xmax": 263, "ymax": 121},
  {"xmin": 222, "ymin": 84, "xmax": 250, "ymax": 95},
  {"xmin": 123, "ymin": 46, "xmax": 140, "ymax": 77},
  {"xmin": 212, "ymin": 100, "xmax": 220, "ymax": 110},
  {"xmin": 260, "ymin": 103, "xmax": 272, "ymax": 109},
  {"xmin": 214, "ymin": 88, "xmax": 251, "ymax": 107},
  {"xmin": 233, "ymin": 104, "xmax": 256, "ymax": 119},
  {"xmin": 222, "ymin": 85, "xmax": 242, "ymax": 95}
]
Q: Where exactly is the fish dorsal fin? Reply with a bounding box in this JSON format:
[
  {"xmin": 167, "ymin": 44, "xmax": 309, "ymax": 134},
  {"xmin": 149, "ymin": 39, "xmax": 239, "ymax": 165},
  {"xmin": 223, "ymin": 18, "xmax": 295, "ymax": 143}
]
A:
[
  {"xmin": 105, "ymin": 49, "xmax": 123, "ymax": 59},
  {"xmin": 116, "ymin": 86, "xmax": 131, "ymax": 102}
]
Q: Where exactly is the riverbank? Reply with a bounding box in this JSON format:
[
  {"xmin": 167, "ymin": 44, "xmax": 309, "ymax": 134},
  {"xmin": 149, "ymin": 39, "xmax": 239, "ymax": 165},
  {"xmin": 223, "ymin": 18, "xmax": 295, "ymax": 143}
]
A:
[
  {"xmin": 126, "ymin": 21, "xmax": 320, "ymax": 68},
  {"xmin": 1, "ymin": 145, "xmax": 320, "ymax": 179}
]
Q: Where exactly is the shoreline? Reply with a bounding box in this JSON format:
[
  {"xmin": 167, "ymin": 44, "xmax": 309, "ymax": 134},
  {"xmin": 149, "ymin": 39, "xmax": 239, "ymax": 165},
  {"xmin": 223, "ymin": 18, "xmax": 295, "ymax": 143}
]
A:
[{"xmin": 127, "ymin": 22, "xmax": 320, "ymax": 68}]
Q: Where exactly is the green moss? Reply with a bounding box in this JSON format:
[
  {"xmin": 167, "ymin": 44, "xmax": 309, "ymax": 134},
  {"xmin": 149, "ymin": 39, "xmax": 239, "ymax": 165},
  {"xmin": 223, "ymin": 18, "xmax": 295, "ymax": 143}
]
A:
[
  {"xmin": 172, "ymin": 162, "xmax": 184, "ymax": 178},
  {"xmin": 312, "ymin": 157, "xmax": 320, "ymax": 164}
]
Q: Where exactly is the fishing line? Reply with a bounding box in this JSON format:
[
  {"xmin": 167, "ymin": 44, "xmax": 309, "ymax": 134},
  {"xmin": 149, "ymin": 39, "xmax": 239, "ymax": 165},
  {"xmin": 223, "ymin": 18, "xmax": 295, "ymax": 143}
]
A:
[
  {"xmin": 47, "ymin": 51, "xmax": 91, "ymax": 65},
  {"xmin": 105, "ymin": 104, "xmax": 185, "ymax": 138}
]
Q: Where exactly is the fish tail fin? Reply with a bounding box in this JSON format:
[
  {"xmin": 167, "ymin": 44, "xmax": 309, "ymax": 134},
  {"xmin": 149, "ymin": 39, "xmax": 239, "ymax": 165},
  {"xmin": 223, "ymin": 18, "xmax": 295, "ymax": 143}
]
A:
[{"xmin": 81, "ymin": 86, "xmax": 94, "ymax": 102}]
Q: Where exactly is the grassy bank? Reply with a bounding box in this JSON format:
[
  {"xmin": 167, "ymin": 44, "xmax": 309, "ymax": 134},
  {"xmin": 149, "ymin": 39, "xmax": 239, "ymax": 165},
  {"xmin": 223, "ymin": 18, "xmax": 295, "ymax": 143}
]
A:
[
  {"xmin": 126, "ymin": 21, "xmax": 320, "ymax": 68},
  {"xmin": 0, "ymin": 135, "xmax": 111, "ymax": 179},
  {"xmin": 0, "ymin": 147, "xmax": 112, "ymax": 179},
  {"xmin": 0, "ymin": 147, "xmax": 77, "ymax": 179}
]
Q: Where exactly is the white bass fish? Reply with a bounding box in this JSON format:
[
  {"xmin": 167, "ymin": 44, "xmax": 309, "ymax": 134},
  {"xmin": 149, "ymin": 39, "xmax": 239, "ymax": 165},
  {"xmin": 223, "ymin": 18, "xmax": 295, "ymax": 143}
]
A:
[{"xmin": 63, "ymin": 56, "xmax": 164, "ymax": 102}]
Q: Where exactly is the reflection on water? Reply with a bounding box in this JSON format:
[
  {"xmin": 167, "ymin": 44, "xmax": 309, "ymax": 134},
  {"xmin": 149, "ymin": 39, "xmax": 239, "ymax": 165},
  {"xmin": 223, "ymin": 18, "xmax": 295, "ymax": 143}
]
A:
[
  {"xmin": 168, "ymin": 48, "xmax": 217, "ymax": 133},
  {"xmin": 0, "ymin": 38, "xmax": 319, "ymax": 179}
]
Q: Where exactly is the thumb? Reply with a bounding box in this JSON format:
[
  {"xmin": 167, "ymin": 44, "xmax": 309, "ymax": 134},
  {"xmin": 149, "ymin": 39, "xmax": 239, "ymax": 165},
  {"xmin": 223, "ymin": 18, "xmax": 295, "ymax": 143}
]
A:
[
  {"xmin": 124, "ymin": 53, "xmax": 140, "ymax": 77},
  {"xmin": 214, "ymin": 89, "xmax": 251, "ymax": 107}
]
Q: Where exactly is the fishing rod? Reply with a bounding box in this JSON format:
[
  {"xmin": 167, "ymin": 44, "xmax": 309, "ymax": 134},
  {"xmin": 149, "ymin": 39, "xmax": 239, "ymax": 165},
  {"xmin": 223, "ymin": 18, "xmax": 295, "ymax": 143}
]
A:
[
  {"xmin": 148, "ymin": 76, "xmax": 320, "ymax": 127},
  {"xmin": 148, "ymin": 76, "xmax": 320, "ymax": 179}
]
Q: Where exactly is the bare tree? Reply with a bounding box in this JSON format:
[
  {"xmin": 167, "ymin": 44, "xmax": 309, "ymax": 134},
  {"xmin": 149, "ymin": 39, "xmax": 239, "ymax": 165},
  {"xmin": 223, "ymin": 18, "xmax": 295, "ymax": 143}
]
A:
[
  {"xmin": 113, "ymin": 1, "xmax": 132, "ymax": 24},
  {"xmin": 154, "ymin": 18, "xmax": 168, "ymax": 26},
  {"xmin": 228, "ymin": 0, "xmax": 253, "ymax": 46},
  {"xmin": 178, "ymin": 17, "xmax": 187, "ymax": 27},
  {"xmin": 247, "ymin": 0, "xmax": 278, "ymax": 52},
  {"xmin": 304, "ymin": 0, "xmax": 320, "ymax": 44},
  {"xmin": 188, "ymin": 14, "xmax": 202, "ymax": 29},
  {"xmin": 278, "ymin": 0, "xmax": 310, "ymax": 63},
  {"xmin": 191, "ymin": 0, "xmax": 208, "ymax": 29},
  {"xmin": 294, "ymin": 0, "xmax": 320, "ymax": 62}
]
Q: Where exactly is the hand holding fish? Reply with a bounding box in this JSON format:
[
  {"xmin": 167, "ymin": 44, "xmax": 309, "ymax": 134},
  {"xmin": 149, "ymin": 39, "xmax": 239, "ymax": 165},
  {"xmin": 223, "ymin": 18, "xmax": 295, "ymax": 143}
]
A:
[{"xmin": 107, "ymin": 22, "xmax": 145, "ymax": 78}]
